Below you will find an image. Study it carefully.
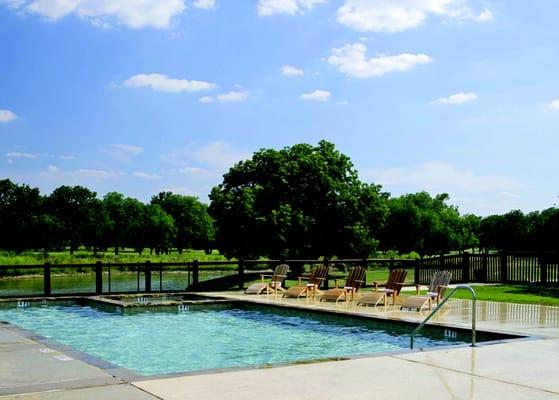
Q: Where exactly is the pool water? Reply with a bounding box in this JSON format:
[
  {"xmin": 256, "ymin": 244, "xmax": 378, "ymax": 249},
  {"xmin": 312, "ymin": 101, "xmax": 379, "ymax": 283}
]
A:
[{"xmin": 0, "ymin": 301, "xmax": 471, "ymax": 375}]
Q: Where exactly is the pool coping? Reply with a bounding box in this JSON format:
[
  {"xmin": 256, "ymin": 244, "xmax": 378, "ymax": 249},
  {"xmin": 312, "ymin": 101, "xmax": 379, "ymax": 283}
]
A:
[{"xmin": 0, "ymin": 293, "xmax": 535, "ymax": 383}]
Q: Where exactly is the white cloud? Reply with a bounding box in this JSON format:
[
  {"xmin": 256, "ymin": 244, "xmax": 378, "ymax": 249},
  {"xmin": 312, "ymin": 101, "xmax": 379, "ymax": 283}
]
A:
[
  {"xmin": 217, "ymin": 90, "xmax": 249, "ymax": 103},
  {"xmin": 190, "ymin": 142, "xmax": 250, "ymax": 169},
  {"xmin": 337, "ymin": 0, "xmax": 493, "ymax": 33},
  {"xmin": 362, "ymin": 162, "xmax": 520, "ymax": 193},
  {"xmin": 193, "ymin": 0, "xmax": 215, "ymax": 10},
  {"xmin": 0, "ymin": 109, "xmax": 17, "ymax": 123},
  {"xmin": 4, "ymin": 151, "xmax": 75, "ymax": 161},
  {"xmin": 337, "ymin": 100, "xmax": 349, "ymax": 105},
  {"xmin": 124, "ymin": 74, "xmax": 216, "ymax": 93},
  {"xmin": 5, "ymin": 151, "xmax": 38, "ymax": 159},
  {"xmin": 257, "ymin": 0, "xmax": 325, "ymax": 16},
  {"xmin": 361, "ymin": 161, "xmax": 523, "ymax": 214},
  {"xmin": 200, "ymin": 90, "xmax": 250, "ymax": 103},
  {"xmin": 430, "ymin": 92, "xmax": 478, "ymax": 105},
  {"xmin": 545, "ymin": 100, "xmax": 559, "ymax": 111},
  {"xmin": 282, "ymin": 65, "xmax": 304, "ymax": 76},
  {"xmin": 162, "ymin": 186, "xmax": 200, "ymax": 196},
  {"xmin": 41, "ymin": 165, "xmax": 123, "ymax": 180},
  {"xmin": 6, "ymin": 0, "xmax": 186, "ymax": 29},
  {"xmin": 328, "ymin": 43, "xmax": 432, "ymax": 78},
  {"xmin": 162, "ymin": 141, "xmax": 251, "ymax": 169},
  {"xmin": 300, "ymin": 90, "xmax": 331, "ymax": 102},
  {"xmin": 106, "ymin": 144, "xmax": 143, "ymax": 162},
  {"xmin": 133, "ymin": 171, "xmax": 161, "ymax": 179}
]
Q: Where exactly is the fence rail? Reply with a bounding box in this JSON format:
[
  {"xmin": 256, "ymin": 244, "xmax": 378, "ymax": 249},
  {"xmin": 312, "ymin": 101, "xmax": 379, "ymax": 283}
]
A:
[{"xmin": 0, "ymin": 252, "xmax": 557, "ymax": 298}]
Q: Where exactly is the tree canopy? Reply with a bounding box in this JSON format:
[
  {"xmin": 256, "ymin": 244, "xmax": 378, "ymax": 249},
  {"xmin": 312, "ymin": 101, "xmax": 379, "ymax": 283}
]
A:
[
  {"xmin": 0, "ymin": 139, "xmax": 557, "ymax": 258},
  {"xmin": 208, "ymin": 141, "xmax": 388, "ymax": 259}
]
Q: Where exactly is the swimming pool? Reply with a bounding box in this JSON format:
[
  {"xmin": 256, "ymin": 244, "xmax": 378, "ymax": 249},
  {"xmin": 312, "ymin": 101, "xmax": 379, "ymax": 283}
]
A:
[{"xmin": 0, "ymin": 300, "xmax": 505, "ymax": 376}]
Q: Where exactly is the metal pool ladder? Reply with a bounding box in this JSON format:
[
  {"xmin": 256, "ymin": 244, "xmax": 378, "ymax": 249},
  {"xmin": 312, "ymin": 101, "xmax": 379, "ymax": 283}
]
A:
[{"xmin": 410, "ymin": 284, "xmax": 477, "ymax": 349}]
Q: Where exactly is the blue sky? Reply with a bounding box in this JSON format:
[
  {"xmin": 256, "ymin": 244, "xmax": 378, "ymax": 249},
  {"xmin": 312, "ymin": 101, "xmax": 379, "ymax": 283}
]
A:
[{"xmin": 1, "ymin": 0, "xmax": 558, "ymax": 215}]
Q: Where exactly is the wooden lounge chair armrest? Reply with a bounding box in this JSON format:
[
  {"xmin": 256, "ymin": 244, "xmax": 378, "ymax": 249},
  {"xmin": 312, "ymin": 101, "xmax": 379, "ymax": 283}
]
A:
[
  {"xmin": 436, "ymin": 284, "xmax": 450, "ymax": 295},
  {"xmin": 297, "ymin": 276, "xmax": 310, "ymax": 284},
  {"xmin": 394, "ymin": 282, "xmax": 406, "ymax": 285}
]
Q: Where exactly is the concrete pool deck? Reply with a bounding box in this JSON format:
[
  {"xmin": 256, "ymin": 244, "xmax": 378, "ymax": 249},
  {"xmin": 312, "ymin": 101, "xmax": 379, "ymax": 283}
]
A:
[{"xmin": 1, "ymin": 292, "xmax": 558, "ymax": 399}]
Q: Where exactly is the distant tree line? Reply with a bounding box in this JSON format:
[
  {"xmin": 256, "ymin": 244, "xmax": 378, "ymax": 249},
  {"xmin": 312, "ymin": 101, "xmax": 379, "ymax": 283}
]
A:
[
  {"xmin": 0, "ymin": 180, "xmax": 213, "ymax": 255},
  {"xmin": 1, "ymin": 141, "xmax": 558, "ymax": 258}
]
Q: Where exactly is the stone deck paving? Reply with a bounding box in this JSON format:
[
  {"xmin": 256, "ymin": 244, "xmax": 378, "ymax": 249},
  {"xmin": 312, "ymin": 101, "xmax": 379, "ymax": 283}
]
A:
[{"xmin": 1, "ymin": 291, "xmax": 558, "ymax": 399}]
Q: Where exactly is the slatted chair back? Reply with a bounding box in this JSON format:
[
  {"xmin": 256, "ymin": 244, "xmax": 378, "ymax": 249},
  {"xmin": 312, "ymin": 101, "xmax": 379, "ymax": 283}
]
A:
[
  {"xmin": 272, "ymin": 264, "xmax": 290, "ymax": 284},
  {"xmin": 309, "ymin": 265, "xmax": 329, "ymax": 287},
  {"xmin": 428, "ymin": 271, "xmax": 452, "ymax": 297},
  {"xmin": 345, "ymin": 266, "xmax": 366, "ymax": 292},
  {"xmin": 385, "ymin": 269, "xmax": 408, "ymax": 295}
]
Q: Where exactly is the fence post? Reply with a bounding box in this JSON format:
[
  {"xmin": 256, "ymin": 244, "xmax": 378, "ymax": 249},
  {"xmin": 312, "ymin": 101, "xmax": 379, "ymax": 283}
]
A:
[
  {"xmin": 500, "ymin": 251, "xmax": 508, "ymax": 283},
  {"xmin": 439, "ymin": 253, "xmax": 445, "ymax": 270},
  {"xmin": 462, "ymin": 252, "xmax": 470, "ymax": 283},
  {"xmin": 192, "ymin": 259, "xmax": 199, "ymax": 289},
  {"xmin": 540, "ymin": 253, "xmax": 548, "ymax": 285},
  {"xmin": 414, "ymin": 260, "xmax": 420, "ymax": 285},
  {"xmin": 145, "ymin": 261, "xmax": 152, "ymax": 293},
  {"xmin": 237, "ymin": 259, "xmax": 244, "ymax": 290},
  {"xmin": 324, "ymin": 258, "xmax": 330, "ymax": 289},
  {"xmin": 44, "ymin": 262, "xmax": 51, "ymax": 296},
  {"xmin": 95, "ymin": 261, "xmax": 103, "ymax": 295},
  {"xmin": 482, "ymin": 253, "xmax": 488, "ymax": 282}
]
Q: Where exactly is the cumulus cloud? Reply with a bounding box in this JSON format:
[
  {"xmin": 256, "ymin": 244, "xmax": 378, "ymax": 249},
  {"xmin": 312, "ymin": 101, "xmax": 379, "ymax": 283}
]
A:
[
  {"xmin": 193, "ymin": 0, "xmax": 216, "ymax": 10},
  {"xmin": 257, "ymin": 0, "xmax": 325, "ymax": 16},
  {"xmin": 162, "ymin": 141, "xmax": 251, "ymax": 169},
  {"xmin": 545, "ymin": 100, "xmax": 559, "ymax": 111},
  {"xmin": 361, "ymin": 161, "xmax": 522, "ymax": 214},
  {"xmin": 4, "ymin": 0, "xmax": 187, "ymax": 29},
  {"xmin": 133, "ymin": 171, "xmax": 161, "ymax": 179},
  {"xmin": 328, "ymin": 43, "xmax": 432, "ymax": 78},
  {"xmin": 4, "ymin": 151, "xmax": 75, "ymax": 162},
  {"xmin": 200, "ymin": 91, "xmax": 249, "ymax": 103},
  {"xmin": 300, "ymin": 90, "xmax": 331, "ymax": 102},
  {"xmin": 106, "ymin": 144, "xmax": 143, "ymax": 162},
  {"xmin": 336, "ymin": 0, "xmax": 493, "ymax": 33},
  {"xmin": 124, "ymin": 74, "xmax": 216, "ymax": 93},
  {"xmin": 5, "ymin": 152, "xmax": 38, "ymax": 159},
  {"xmin": 41, "ymin": 165, "xmax": 123, "ymax": 180},
  {"xmin": 282, "ymin": 65, "xmax": 304, "ymax": 76},
  {"xmin": 217, "ymin": 90, "xmax": 249, "ymax": 102},
  {"xmin": 430, "ymin": 92, "xmax": 478, "ymax": 105},
  {"xmin": 0, "ymin": 109, "xmax": 17, "ymax": 123}
]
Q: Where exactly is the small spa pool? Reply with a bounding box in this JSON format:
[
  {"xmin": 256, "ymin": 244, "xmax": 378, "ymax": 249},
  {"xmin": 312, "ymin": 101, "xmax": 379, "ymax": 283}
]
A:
[{"xmin": 0, "ymin": 300, "xmax": 511, "ymax": 376}]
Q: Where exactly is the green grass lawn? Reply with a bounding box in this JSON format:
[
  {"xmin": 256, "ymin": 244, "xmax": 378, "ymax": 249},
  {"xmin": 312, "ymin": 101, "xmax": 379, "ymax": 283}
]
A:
[
  {"xmin": 0, "ymin": 249, "xmax": 228, "ymax": 265},
  {"xmin": 450, "ymin": 284, "xmax": 559, "ymax": 306}
]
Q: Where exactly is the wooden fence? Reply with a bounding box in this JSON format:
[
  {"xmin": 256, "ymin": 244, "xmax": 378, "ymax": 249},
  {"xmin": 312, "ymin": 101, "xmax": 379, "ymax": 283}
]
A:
[
  {"xmin": 0, "ymin": 252, "xmax": 557, "ymax": 298},
  {"xmin": 415, "ymin": 252, "xmax": 559, "ymax": 285}
]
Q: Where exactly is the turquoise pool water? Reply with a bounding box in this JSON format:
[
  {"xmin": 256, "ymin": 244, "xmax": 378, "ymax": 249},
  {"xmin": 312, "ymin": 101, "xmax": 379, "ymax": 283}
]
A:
[{"xmin": 0, "ymin": 301, "xmax": 470, "ymax": 375}]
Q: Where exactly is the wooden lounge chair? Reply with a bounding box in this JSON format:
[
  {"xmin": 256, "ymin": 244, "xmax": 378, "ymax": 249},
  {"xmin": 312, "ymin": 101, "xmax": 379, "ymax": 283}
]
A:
[
  {"xmin": 319, "ymin": 266, "xmax": 366, "ymax": 303},
  {"xmin": 245, "ymin": 264, "xmax": 290, "ymax": 295},
  {"xmin": 400, "ymin": 270, "xmax": 452, "ymax": 311},
  {"xmin": 283, "ymin": 265, "xmax": 329, "ymax": 299},
  {"xmin": 357, "ymin": 269, "xmax": 408, "ymax": 307}
]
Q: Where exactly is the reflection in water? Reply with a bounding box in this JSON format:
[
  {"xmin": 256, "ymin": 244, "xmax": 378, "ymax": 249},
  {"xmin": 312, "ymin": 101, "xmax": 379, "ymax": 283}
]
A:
[{"xmin": 0, "ymin": 271, "xmax": 228, "ymax": 296}]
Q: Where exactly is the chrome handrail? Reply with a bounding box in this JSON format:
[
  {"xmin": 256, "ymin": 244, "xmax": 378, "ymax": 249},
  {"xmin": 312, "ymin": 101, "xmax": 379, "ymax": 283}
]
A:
[{"xmin": 410, "ymin": 284, "xmax": 476, "ymax": 349}]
